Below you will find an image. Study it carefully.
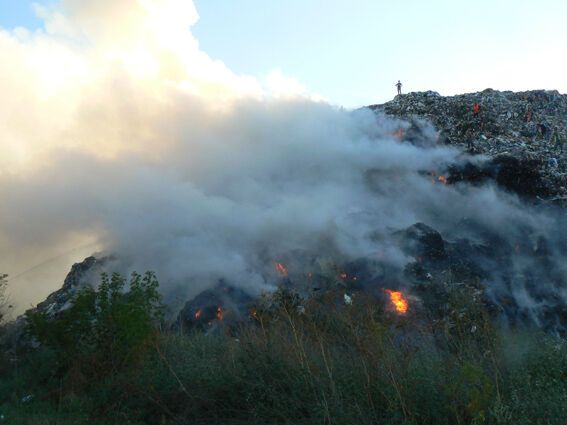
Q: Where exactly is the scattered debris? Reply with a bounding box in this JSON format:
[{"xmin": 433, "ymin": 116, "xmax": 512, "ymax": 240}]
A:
[
  {"xmin": 369, "ymin": 89, "xmax": 567, "ymax": 202},
  {"xmin": 21, "ymin": 395, "xmax": 33, "ymax": 404}
]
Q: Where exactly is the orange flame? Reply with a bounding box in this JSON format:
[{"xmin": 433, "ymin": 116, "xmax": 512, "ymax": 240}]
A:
[
  {"xmin": 275, "ymin": 262, "xmax": 289, "ymax": 277},
  {"xmin": 385, "ymin": 289, "xmax": 409, "ymax": 314},
  {"xmin": 194, "ymin": 309, "xmax": 202, "ymax": 320},
  {"xmin": 438, "ymin": 175, "xmax": 447, "ymax": 184},
  {"xmin": 216, "ymin": 306, "xmax": 224, "ymax": 321},
  {"xmin": 393, "ymin": 128, "xmax": 405, "ymax": 140}
]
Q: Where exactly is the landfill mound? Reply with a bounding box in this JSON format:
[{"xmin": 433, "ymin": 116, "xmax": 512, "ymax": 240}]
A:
[
  {"xmin": 21, "ymin": 211, "xmax": 567, "ymax": 338},
  {"xmin": 369, "ymin": 89, "xmax": 567, "ymax": 201},
  {"xmin": 7, "ymin": 89, "xmax": 567, "ymax": 342}
]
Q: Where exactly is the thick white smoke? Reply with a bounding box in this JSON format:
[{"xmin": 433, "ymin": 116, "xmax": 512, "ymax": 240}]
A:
[
  {"xmin": 1, "ymin": 1, "xmax": 565, "ymax": 322},
  {"xmin": 0, "ymin": 0, "xmax": 309, "ymax": 309}
]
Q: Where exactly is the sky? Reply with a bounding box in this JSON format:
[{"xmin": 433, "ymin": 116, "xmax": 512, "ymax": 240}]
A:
[{"xmin": 1, "ymin": 0, "xmax": 566, "ymax": 107}]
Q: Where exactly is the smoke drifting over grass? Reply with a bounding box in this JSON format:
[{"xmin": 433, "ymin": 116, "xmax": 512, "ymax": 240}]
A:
[{"xmin": 1, "ymin": 1, "xmax": 566, "ymax": 324}]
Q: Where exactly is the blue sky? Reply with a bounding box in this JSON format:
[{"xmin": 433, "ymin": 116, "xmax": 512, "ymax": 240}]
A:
[
  {"xmin": 1, "ymin": 0, "xmax": 566, "ymax": 107},
  {"xmin": 0, "ymin": 0, "xmax": 43, "ymax": 28}
]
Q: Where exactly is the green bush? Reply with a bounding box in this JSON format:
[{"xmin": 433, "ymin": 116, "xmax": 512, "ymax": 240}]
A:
[
  {"xmin": 27, "ymin": 271, "xmax": 163, "ymax": 372},
  {"xmin": 3, "ymin": 283, "xmax": 567, "ymax": 424},
  {"xmin": 0, "ymin": 273, "xmax": 8, "ymax": 324},
  {"xmin": 0, "ymin": 271, "xmax": 162, "ymax": 411}
]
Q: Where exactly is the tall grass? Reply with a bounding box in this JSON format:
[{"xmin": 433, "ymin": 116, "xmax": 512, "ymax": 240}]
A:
[{"xmin": 1, "ymin": 286, "xmax": 566, "ymax": 424}]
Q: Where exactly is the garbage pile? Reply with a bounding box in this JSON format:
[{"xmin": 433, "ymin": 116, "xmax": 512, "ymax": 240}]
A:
[
  {"xmin": 369, "ymin": 89, "xmax": 567, "ymax": 201},
  {"xmin": 8, "ymin": 212, "xmax": 567, "ymax": 340},
  {"xmin": 6, "ymin": 89, "xmax": 567, "ymax": 343}
]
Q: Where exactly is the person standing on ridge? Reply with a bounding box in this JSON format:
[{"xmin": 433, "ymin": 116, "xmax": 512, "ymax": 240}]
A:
[{"xmin": 396, "ymin": 80, "xmax": 402, "ymax": 96}]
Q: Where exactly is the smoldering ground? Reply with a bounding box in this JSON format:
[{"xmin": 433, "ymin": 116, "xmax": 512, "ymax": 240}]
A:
[{"xmin": 1, "ymin": 1, "xmax": 566, "ymax": 329}]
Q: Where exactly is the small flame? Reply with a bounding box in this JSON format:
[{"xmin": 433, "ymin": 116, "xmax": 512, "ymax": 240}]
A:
[
  {"xmin": 385, "ymin": 289, "xmax": 409, "ymax": 315},
  {"xmin": 275, "ymin": 262, "xmax": 289, "ymax": 277},
  {"xmin": 216, "ymin": 306, "xmax": 224, "ymax": 321},
  {"xmin": 194, "ymin": 309, "xmax": 202, "ymax": 320},
  {"xmin": 438, "ymin": 175, "xmax": 447, "ymax": 184},
  {"xmin": 340, "ymin": 272, "xmax": 348, "ymax": 280},
  {"xmin": 393, "ymin": 128, "xmax": 405, "ymax": 140}
]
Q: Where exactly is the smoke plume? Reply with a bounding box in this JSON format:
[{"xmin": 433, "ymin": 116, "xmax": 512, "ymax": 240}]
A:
[{"xmin": 1, "ymin": 0, "xmax": 565, "ymax": 325}]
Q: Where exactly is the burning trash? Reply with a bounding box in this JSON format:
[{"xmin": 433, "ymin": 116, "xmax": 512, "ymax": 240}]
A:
[
  {"xmin": 427, "ymin": 171, "xmax": 448, "ymax": 185},
  {"xmin": 392, "ymin": 128, "xmax": 405, "ymax": 140},
  {"xmin": 275, "ymin": 262, "xmax": 289, "ymax": 277},
  {"xmin": 385, "ymin": 289, "xmax": 409, "ymax": 315}
]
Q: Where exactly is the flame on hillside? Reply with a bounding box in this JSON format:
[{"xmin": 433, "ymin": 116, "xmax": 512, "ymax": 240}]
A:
[
  {"xmin": 427, "ymin": 171, "xmax": 448, "ymax": 185},
  {"xmin": 392, "ymin": 128, "xmax": 405, "ymax": 140},
  {"xmin": 385, "ymin": 289, "xmax": 409, "ymax": 315},
  {"xmin": 275, "ymin": 262, "xmax": 289, "ymax": 277}
]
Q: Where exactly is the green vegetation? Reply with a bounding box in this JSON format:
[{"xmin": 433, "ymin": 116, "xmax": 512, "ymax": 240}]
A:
[
  {"xmin": 1, "ymin": 274, "xmax": 566, "ymax": 425},
  {"xmin": 0, "ymin": 274, "xmax": 8, "ymax": 324}
]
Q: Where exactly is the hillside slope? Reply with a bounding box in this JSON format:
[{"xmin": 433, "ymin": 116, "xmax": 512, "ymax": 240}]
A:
[{"xmin": 369, "ymin": 89, "xmax": 567, "ymax": 199}]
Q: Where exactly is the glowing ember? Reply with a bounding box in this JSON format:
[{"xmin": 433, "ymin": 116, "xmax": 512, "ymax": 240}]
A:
[
  {"xmin": 216, "ymin": 306, "xmax": 224, "ymax": 321},
  {"xmin": 340, "ymin": 272, "xmax": 348, "ymax": 280},
  {"xmin": 393, "ymin": 128, "xmax": 405, "ymax": 140},
  {"xmin": 438, "ymin": 175, "xmax": 447, "ymax": 184},
  {"xmin": 194, "ymin": 309, "xmax": 202, "ymax": 320},
  {"xmin": 385, "ymin": 289, "xmax": 409, "ymax": 314},
  {"xmin": 275, "ymin": 262, "xmax": 289, "ymax": 277}
]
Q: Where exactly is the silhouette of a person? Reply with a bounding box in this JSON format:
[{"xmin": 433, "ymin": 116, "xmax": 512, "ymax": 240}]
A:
[{"xmin": 395, "ymin": 80, "xmax": 402, "ymax": 96}]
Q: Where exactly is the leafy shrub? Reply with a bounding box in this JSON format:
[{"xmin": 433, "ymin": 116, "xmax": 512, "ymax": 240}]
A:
[
  {"xmin": 25, "ymin": 272, "xmax": 164, "ymax": 384},
  {"xmin": 0, "ymin": 273, "xmax": 8, "ymax": 324},
  {"xmin": 3, "ymin": 282, "xmax": 567, "ymax": 424}
]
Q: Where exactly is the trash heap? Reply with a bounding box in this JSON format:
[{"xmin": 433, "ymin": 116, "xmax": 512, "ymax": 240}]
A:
[
  {"xmin": 369, "ymin": 89, "xmax": 567, "ymax": 200},
  {"xmin": 6, "ymin": 90, "xmax": 567, "ymax": 343}
]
